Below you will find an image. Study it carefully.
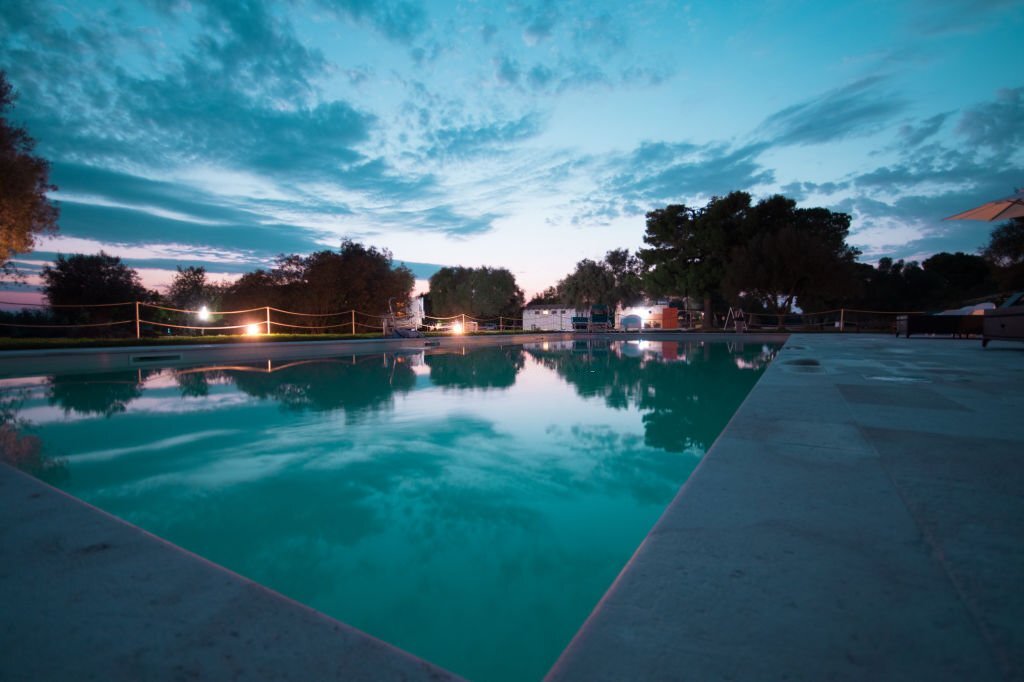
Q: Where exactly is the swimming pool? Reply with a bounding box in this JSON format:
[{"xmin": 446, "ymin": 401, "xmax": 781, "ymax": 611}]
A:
[{"xmin": 1, "ymin": 338, "xmax": 777, "ymax": 681}]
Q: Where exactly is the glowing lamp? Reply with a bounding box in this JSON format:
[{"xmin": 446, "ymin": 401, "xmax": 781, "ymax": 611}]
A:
[
  {"xmin": 198, "ymin": 305, "xmax": 210, "ymax": 322},
  {"xmin": 452, "ymin": 322, "xmax": 464, "ymax": 335},
  {"xmin": 246, "ymin": 323, "xmax": 262, "ymax": 336}
]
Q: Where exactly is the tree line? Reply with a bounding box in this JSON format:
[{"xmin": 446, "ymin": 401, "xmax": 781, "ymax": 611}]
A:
[
  {"xmin": 531, "ymin": 192, "xmax": 1023, "ymax": 320},
  {"xmin": 5, "ymin": 240, "xmax": 415, "ymax": 335}
]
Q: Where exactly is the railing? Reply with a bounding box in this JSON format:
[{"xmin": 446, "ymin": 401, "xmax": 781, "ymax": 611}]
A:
[
  {"xmin": 734, "ymin": 308, "xmax": 923, "ymax": 333},
  {"xmin": 0, "ymin": 300, "xmax": 525, "ymax": 338}
]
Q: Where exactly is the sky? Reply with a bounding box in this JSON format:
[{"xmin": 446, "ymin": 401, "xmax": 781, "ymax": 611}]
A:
[{"xmin": 1, "ymin": 0, "xmax": 1022, "ymax": 302}]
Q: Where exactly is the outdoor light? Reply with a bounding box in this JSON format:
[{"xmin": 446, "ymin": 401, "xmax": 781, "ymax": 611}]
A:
[
  {"xmin": 198, "ymin": 305, "xmax": 210, "ymax": 322},
  {"xmin": 246, "ymin": 323, "xmax": 261, "ymax": 336},
  {"xmin": 452, "ymin": 322, "xmax": 464, "ymax": 335}
]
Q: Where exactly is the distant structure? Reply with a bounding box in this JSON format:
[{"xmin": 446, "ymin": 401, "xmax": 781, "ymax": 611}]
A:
[{"xmin": 522, "ymin": 303, "xmax": 584, "ymax": 331}]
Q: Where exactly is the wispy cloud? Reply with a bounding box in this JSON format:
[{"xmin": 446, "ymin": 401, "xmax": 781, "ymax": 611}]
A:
[
  {"xmin": 312, "ymin": 0, "xmax": 428, "ymax": 44},
  {"xmin": 761, "ymin": 76, "xmax": 907, "ymax": 146}
]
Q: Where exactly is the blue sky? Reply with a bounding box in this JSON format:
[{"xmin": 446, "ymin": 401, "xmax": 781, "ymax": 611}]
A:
[{"xmin": 1, "ymin": 0, "xmax": 1021, "ymax": 300}]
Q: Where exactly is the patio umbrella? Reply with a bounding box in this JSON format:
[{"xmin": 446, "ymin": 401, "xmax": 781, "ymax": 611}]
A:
[{"xmin": 944, "ymin": 189, "xmax": 1024, "ymax": 221}]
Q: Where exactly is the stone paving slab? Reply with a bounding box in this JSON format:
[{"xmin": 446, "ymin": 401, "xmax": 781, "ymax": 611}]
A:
[
  {"xmin": 548, "ymin": 334, "xmax": 1024, "ymax": 682},
  {"xmin": 0, "ymin": 464, "xmax": 464, "ymax": 682}
]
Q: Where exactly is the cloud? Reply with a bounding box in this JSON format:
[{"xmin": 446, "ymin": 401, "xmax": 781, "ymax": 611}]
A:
[
  {"xmin": 573, "ymin": 13, "xmax": 627, "ymax": 56},
  {"xmin": 955, "ymin": 87, "xmax": 1024, "ymax": 153},
  {"xmin": 908, "ymin": 0, "xmax": 1023, "ymax": 35},
  {"xmin": 494, "ymin": 54, "xmax": 522, "ymax": 85},
  {"xmin": 761, "ymin": 76, "xmax": 907, "ymax": 146},
  {"xmin": 312, "ymin": 0, "xmax": 428, "ymax": 44},
  {"xmin": 378, "ymin": 204, "xmax": 498, "ymax": 238},
  {"xmin": 423, "ymin": 113, "xmax": 543, "ymax": 160},
  {"xmin": 898, "ymin": 112, "xmax": 951, "ymax": 148},
  {"xmin": 566, "ymin": 141, "xmax": 774, "ymax": 226},
  {"xmin": 518, "ymin": 0, "xmax": 561, "ymax": 45},
  {"xmin": 193, "ymin": 0, "xmax": 327, "ymax": 100},
  {"xmin": 780, "ymin": 180, "xmax": 851, "ymax": 201}
]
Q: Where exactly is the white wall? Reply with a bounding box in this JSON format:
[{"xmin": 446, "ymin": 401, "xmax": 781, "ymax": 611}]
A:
[{"xmin": 523, "ymin": 307, "xmax": 584, "ymax": 331}]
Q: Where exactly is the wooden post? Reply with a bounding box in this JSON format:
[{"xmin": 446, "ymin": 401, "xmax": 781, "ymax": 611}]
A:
[
  {"xmin": 839, "ymin": 308, "xmax": 845, "ymax": 333},
  {"xmin": 462, "ymin": 313, "xmax": 466, "ymax": 332},
  {"xmin": 351, "ymin": 310, "xmax": 356, "ymax": 336},
  {"xmin": 265, "ymin": 307, "xmax": 271, "ymax": 335},
  {"xmin": 135, "ymin": 301, "xmax": 140, "ymax": 339}
]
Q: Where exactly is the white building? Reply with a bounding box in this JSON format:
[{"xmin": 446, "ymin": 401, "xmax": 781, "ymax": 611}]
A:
[{"xmin": 523, "ymin": 304, "xmax": 585, "ymax": 331}]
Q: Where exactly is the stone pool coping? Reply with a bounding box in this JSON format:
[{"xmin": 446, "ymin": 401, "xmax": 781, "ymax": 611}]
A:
[{"xmin": 2, "ymin": 333, "xmax": 1021, "ymax": 680}]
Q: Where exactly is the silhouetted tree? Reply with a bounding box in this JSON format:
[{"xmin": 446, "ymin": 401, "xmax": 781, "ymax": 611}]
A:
[
  {"xmin": 41, "ymin": 252, "xmax": 155, "ymax": 333},
  {"xmin": 0, "ymin": 70, "xmax": 58, "ymax": 266},
  {"xmin": 921, "ymin": 252, "xmax": 993, "ymax": 305},
  {"xmin": 42, "ymin": 252, "xmax": 153, "ymax": 306},
  {"xmin": 641, "ymin": 192, "xmax": 859, "ymax": 318},
  {"xmin": 168, "ymin": 265, "xmax": 223, "ymax": 310},
  {"xmin": 527, "ymin": 286, "xmax": 562, "ymax": 305},
  {"xmin": 559, "ymin": 259, "xmax": 615, "ymax": 308},
  {"xmin": 557, "ymin": 249, "xmax": 645, "ymax": 309},
  {"xmin": 219, "ymin": 241, "xmax": 415, "ymax": 328},
  {"xmin": 723, "ymin": 198, "xmax": 860, "ymax": 314},
  {"xmin": 981, "ymin": 218, "xmax": 1024, "ymax": 290},
  {"xmin": 428, "ymin": 266, "xmax": 524, "ymax": 318},
  {"xmin": 640, "ymin": 192, "xmax": 751, "ymax": 324}
]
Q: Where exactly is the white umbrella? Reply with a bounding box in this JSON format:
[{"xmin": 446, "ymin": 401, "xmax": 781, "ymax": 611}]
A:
[{"xmin": 944, "ymin": 189, "xmax": 1024, "ymax": 221}]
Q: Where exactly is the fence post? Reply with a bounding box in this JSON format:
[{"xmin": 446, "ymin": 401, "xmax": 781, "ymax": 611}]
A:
[
  {"xmin": 351, "ymin": 310, "xmax": 356, "ymax": 336},
  {"xmin": 265, "ymin": 307, "xmax": 271, "ymax": 335},
  {"xmin": 462, "ymin": 313, "xmax": 466, "ymax": 332},
  {"xmin": 839, "ymin": 308, "xmax": 845, "ymax": 333},
  {"xmin": 135, "ymin": 301, "xmax": 140, "ymax": 339}
]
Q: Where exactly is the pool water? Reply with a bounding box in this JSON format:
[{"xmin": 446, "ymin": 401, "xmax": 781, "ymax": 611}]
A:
[{"xmin": 1, "ymin": 339, "xmax": 776, "ymax": 681}]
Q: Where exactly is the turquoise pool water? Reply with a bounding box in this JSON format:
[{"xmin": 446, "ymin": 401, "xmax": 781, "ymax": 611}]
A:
[{"xmin": 1, "ymin": 339, "xmax": 776, "ymax": 681}]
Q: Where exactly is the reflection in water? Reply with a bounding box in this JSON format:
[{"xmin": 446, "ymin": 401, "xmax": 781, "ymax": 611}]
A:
[
  {"xmin": 210, "ymin": 356, "xmax": 417, "ymax": 417},
  {"xmin": 1, "ymin": 340, "xmax": 776, "ymax": 682},
  {"xmin": 425, "ymin": 346, "xmax": 525, "ymax": 389},
  {"xmin": 526, "ymin": 339, "xmax": 777, "ymax": 452},
  {"xmin": 48, "ymin": 371, "xmax": 150, "ymax": 417},
  {"xmin": 0, "ymin": 388, "xmax": 67, "ymax": 481}
]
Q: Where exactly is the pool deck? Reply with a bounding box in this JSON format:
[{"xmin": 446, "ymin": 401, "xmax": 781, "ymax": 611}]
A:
[
  {"xmin": 2, "ymin": 333, "xmax": 1023, "ymax": 681},
  {"xmin": 549, "ymin": 334, "xmax": 1024, "ymax": 682}
]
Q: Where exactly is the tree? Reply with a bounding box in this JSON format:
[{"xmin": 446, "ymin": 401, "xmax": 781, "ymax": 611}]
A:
[
  {"xmin": 921, "ymin": 252, "xmax": 993, "ymax": 305},
  {"xmin": 641, "ymin": 192, "xmax": 860, "ymax": 318},
  {"xmin": 428, "ymin": 266, "xmax": 524, "ymax": 318},
  {"xmin": 558, "ymin": 259, "xmax": 615, "ymax": 308},
  {"xmin": 0, "ymin": 70, "xmax": 58, "ymax": 265},
  {"xmin": 41, "ymin": 252, "xmax": 153, "ymax": 306},
  {"xmin": 41, "ymin": 252, "xmax": 155, "ymax": 333},
  {"xmin": 981, "ymin": 218, "xmax": 1024, "ymax": 290},
  {"xmin": 640, "ymin": 192, "xmax": 751, "ymax": 324},
  {"xmin": 168, "ymin": 266, "xmax": 223, "ymax": 310},
  {"xmin": 722, "ymin": 197, "xmax": 860, "ymax": 314},
  {"xmin": 848, "ymin": 257, "xmax": 943, "ymax": 312},
  {"xmin": 220, "ymin": 240, "xmax": 415, "ymax": 325},
  {"xmin": 527, "ymin": 286, "xmax": 562, "ymax": 305},
  {"xmin": 326, "ymin": 240, "xmax": 415, "ymax": 314},
  {"xmin": 557, "ymin": 249, "xmax": 646, "ymax": 309},
  {"xmin": 604, "ymin": 248, "xmax": 645, "ymax": 306}
]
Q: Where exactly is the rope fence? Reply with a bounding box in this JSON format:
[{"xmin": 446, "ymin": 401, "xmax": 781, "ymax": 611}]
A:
[
  {"xmin": 0, "ymin": 298, "xmax": 950, "ymax": 338},
  {"xmin": 0, "ymin": 300, "xmax": 526, "ymax": 338}
]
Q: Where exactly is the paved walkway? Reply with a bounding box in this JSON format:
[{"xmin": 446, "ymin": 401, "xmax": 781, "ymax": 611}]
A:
[{"xmin": 548, "ymin": 334, "xmax": 1024, "ymax": 681}]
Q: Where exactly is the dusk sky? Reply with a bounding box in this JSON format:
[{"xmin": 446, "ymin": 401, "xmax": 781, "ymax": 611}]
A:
[{"xmin": 1, "ymin": 0, "xmax": 1021, "ymax": 301}]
